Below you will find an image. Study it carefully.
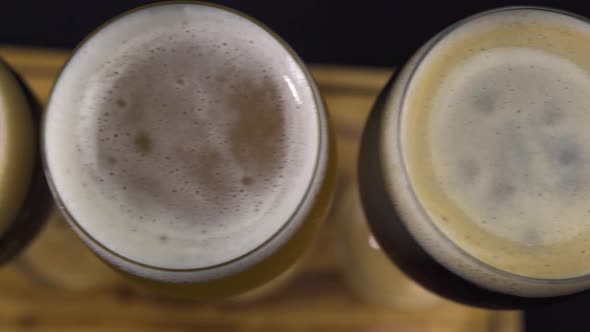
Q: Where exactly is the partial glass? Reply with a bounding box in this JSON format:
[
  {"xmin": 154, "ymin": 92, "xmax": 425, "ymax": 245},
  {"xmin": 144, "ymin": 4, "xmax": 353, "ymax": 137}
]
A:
[{"xmin": 0, "ymin": 59, "xmax": 50, "ymax": 265}]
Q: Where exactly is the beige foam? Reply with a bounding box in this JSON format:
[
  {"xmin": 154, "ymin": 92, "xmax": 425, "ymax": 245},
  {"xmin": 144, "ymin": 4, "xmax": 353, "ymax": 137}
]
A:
[{"xmin": 399, "ymin": 8, "xmax": 590, "ymax": 289}]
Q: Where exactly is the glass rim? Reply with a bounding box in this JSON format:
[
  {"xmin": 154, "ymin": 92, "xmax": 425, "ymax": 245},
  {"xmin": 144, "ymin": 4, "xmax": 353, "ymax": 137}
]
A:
[
  {"xmin": 41, "ymin": 1, "xmax": 329, "ymax": 273},
  {"xmin": 392, "ymin": 5, "xmax": 590, "ymax": 286}
]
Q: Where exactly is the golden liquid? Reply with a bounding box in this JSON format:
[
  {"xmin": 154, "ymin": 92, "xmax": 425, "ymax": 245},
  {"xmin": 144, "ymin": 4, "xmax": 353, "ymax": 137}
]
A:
[
  {"xmin": 0, "ymin": 61, "xmax": 35, "ymax": 236},
  {"xmin": 0, "ymin": 60, "xmax": 50, "ymax": 265}
]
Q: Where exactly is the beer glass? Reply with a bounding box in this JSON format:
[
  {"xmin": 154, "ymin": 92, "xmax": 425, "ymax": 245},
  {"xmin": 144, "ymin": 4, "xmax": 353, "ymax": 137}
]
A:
[
  {"xmin": 43, "ymin": 2, "xmax": 335, "ymax": 299},
  {"xmin": 358, "ymin": 6, "xmax": 590, "ymax": 308}
]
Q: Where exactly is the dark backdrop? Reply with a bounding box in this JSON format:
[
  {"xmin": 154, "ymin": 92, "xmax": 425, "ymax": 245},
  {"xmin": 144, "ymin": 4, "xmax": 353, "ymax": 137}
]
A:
[
  {"xmin": 3, "ymin": 1, "xmax": 590, "ymax": 331},
  {"xmin": 2, "ymin": 0, "xmax": 590, "ymax": 66}
]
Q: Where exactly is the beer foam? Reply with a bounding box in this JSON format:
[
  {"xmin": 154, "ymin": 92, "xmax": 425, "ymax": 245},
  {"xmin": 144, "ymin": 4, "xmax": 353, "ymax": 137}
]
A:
[
  {"xmin": 399, "ymin": 8, "xmax": 590, "ymax": 286},
  {"xmin": 431, "ymin": 48, "xmax": 590, "ymax": 249},
  {"xmin": 44, "ymin": 4, "xmax": 320, "ymax": 271}
]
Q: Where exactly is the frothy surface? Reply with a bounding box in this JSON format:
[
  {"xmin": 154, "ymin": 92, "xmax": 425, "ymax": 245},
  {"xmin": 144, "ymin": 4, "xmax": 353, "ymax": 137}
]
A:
[
  {"xmin": 432, "ymin": 47, "xmax": 590, "ymax": 245},
  {"xmin": 402, "ymin": 9, "xmax": 590, "ymax": 278},
  {"xmin": 44, "ymin": 4, "xmax": 319, "ymax": 269}
]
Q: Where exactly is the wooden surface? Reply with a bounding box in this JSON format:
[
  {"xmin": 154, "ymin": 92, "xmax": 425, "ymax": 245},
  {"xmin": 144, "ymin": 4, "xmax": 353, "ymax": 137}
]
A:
[{"xmin": 0, "ymin": 47, "xmax": 522, "ymax": 332}]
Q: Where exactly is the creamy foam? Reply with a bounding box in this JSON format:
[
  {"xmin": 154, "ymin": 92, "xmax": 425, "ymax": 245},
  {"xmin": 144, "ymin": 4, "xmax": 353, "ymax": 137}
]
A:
[
  {"xmin": 400, "ymin": 8, "xmax": 590, "ymax": 281},
  {"xmin": 44, "ymin": 4, "xmax": 320, "ymax": 271},
  {"xmin": 431, "ymin": 48, "xmax": 590, "ymax": 249}
]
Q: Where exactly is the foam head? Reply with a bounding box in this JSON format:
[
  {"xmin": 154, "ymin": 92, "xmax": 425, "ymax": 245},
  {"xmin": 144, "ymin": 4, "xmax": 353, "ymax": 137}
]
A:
[
  {"xmin": 44, "ymin": 3, "xmax": 321, "ymax": 273},
  {"xmin": 387, "ymin": 7, "xmax": 590, "ymax": 296}
]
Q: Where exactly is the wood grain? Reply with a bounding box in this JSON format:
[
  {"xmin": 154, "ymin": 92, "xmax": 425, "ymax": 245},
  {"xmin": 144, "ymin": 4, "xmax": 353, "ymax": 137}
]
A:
[{"xmin": 0, "ymin": 46, "xmax": 522, "ymax": 332}]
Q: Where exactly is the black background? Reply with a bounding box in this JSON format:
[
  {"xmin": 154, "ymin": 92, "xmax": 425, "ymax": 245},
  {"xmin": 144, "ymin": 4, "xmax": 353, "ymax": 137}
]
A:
[
  {"xmin": 3, "ymin": 0, "xmax": 590, "ymax": 66},
  {"xmin": 3, "ymin": 1, "xmax": 590, "ymax": 331}
]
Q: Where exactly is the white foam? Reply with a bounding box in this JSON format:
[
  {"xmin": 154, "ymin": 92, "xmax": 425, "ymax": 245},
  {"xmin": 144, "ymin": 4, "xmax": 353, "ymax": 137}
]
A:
[{"xmin": 44, "ymin": 4, "xmax": 320, "ymax": 271}]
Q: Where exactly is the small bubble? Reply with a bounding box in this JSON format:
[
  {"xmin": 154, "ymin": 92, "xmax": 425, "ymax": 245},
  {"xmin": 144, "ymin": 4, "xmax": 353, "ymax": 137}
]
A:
[
  {"xmin": 458, "ymin": 159, "xmax": 479, "ymax": 184},
  {"xmin": 116, "ymin": 99, "xmax": 127, "ymax": 108},
  {"xmin": 491, "ymin": 183, "xmax": 516, "ymax": 200},
  {"xmin": 473, "ymin": 93, "xmax": 496, "ymax": 114},
  {"xmin": 241, "ymin": 176, "xmax": 254, "ymax": 186},
  {"xmin": 557, "ymin": 142, "xmax": 580, "ymax": 166},
  {"xmin": 134, "ymin": 131, "xmax": 153, "ymax": 154}
]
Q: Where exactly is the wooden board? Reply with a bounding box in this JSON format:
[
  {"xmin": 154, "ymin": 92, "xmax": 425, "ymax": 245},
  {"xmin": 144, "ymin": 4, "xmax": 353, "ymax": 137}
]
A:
[{"xmin": 0, "ymin": 46, "xmax": 522, "ymax": 332}]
